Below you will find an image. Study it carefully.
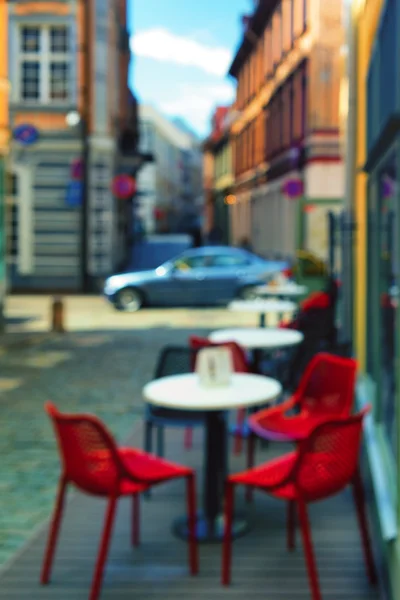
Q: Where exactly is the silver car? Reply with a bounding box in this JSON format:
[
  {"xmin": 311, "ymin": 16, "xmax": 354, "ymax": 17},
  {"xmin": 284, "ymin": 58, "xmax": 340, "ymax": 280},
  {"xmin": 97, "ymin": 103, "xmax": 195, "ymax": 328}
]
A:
[{"xmin": 104, "ymin": 246, "xmax": 290, "ymax": 312}]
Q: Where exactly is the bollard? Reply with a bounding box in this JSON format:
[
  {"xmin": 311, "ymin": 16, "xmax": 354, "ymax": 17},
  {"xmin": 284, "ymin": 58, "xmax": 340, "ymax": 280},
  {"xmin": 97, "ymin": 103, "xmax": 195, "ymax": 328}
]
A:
[{"xmin": 51, "ymin": 296, "xmax": 65, "ymax": 333}]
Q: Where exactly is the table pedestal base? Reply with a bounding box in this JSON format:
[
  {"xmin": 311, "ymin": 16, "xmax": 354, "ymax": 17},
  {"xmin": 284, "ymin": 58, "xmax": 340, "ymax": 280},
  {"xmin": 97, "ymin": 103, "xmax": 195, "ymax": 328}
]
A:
[{"xmin": 173, "ymin": 512, "xmax": 249, "ymax": 543}]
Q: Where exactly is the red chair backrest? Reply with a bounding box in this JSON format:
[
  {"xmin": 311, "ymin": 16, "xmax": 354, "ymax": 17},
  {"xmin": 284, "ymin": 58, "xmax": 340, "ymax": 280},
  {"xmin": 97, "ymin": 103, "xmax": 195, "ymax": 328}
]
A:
[
  {"xmin": 296, "ymin": 352, "xmax": 357, "ymax": 418},
  {"xmin": 294, "ymin": 406, "xmax": 370, "ymax": 501},
  {"xmin": 189, "ymin": 335, "xmax": 249, "ymax": 373},
  {"xmin": 45, "ymin": 402, "xmax": 125, "ymax": 496},
  {"xmin": 300, "ymin": 291, "xmax": 331, "ymax": 311}
]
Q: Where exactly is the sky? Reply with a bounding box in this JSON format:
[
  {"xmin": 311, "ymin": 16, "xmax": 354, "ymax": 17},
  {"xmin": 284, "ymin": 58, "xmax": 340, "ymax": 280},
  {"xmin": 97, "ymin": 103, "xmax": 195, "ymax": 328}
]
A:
[{"xmin": 128, "ymin": 0, "xmax": 252, "ymax": 137}]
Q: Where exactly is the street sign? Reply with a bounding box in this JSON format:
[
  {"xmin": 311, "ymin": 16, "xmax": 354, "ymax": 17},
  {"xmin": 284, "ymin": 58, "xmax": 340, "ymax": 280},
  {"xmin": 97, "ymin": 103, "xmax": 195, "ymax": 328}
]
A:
[
  {"xmin": 65, "ymin": 181, "xmax": 83, "ymax": 207},
  {"xmin": 13, "ymin": 124, "xmax": 39, "ymax": 146},
  {"xmin": 111, "ymin": 174, "xmax": 136, "ymax": 199},
  {"xmin": 71, "ymin": 158, "xmax": 83, "ymax": 180},
  {"xmin": 282, "ymin": 178, "xmax": 304, "ymax": 199}
]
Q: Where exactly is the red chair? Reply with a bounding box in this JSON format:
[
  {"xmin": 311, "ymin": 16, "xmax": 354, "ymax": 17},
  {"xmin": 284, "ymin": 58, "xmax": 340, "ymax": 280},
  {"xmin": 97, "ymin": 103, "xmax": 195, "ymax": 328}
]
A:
[
  {"xmin": 247, "ymin": 352, "xmax": 357, "ymax": 475},
  {"xmin": 189, "ymin": 335, "xmax": 252, "ymax": 454},
  {"xmin": 41, "ymin": 402, "xmax": 198, "ymax": 600},
  {"xmin": 222, "ymin": 407, "xmax": 377, "ymax": 600}
]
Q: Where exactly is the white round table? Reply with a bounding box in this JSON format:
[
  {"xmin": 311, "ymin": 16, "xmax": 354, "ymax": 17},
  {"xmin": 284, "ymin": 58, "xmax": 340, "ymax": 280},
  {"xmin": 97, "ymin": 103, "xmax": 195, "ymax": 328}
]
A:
[
  {"xmin": 209, "ymin": 327, "xmax": 304, "ymax": 350},
  {"xmin": 143, "ymin": 373, "xmax": 281, "ymax": 542},
  {"xmin": 229, "ymin": 299, "xmax": 296, "ymax": 328},
  {"xmin": 255, "ymin": 283, "xmax": 307, "ymax": 299}
]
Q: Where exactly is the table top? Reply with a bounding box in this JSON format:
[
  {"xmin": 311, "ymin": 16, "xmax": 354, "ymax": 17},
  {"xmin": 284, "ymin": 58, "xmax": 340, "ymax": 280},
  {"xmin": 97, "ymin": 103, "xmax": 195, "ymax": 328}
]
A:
[
  {"xmin": 255, "ymin": 283, "xmax": 307, "ymax": 297},
  {"xmin": 209, "ymin": 327, "xmax": 304, "ymax": 350},
  {"xmin": 229, "ymin": 299, "xmax": 296, "ymax": 314},
  {"xmin": 143, "ymin": 372, "xmax": 282, "ymax": 411}
]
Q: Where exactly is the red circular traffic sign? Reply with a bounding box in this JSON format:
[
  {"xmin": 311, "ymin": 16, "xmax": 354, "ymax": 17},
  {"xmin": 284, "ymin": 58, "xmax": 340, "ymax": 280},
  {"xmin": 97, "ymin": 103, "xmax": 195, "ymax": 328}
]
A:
[{"xmin": 112, "ymin": 175, "xmax": 137, "ymax": 199}]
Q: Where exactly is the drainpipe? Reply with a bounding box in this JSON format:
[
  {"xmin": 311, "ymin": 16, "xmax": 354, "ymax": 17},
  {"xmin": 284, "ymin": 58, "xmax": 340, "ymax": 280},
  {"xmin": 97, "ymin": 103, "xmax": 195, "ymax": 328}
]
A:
[
  {"xmin": 344, "ymin": 1, "xmax": 357, "ymax": 214},
  {"xmin": 341, "ymin": 0, "xmax": 358, "ymax": 344}
]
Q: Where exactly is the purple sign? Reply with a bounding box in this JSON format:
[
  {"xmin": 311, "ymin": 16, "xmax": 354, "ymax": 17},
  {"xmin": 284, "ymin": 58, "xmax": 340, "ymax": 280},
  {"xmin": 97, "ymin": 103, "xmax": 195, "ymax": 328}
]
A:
[
  {"xmin": 382, "ymin": 175, "xmax": 395, "ymax": 198},
  {"xmin": 71, "ymin": 159, "xmax": 83, "ymax": 180},
  {"xmin": 282, "ymin": 178, "xmax": 304, "ymax": 199},
  {"xmin": 13, "ymin": 124, "xmax": 39, "ymax": 146}
]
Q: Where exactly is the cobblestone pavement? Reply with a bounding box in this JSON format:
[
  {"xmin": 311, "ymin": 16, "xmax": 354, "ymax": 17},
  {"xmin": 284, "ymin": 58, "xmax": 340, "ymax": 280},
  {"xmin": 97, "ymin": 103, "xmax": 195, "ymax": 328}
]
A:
[{"xmin": 0, "ymin": 323, "xmax": 219, "ymax": 568}]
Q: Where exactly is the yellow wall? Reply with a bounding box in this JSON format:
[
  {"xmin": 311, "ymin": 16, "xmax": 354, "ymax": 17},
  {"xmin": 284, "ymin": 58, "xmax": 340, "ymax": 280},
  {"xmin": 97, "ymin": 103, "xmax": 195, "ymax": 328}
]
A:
[
  {"xmin": 353, "ymin": 0, "xmax": 385, "ymax": 370},
  {"xmin": 0, "ymin": 0, "xmax": 9, "ymax": 155}
]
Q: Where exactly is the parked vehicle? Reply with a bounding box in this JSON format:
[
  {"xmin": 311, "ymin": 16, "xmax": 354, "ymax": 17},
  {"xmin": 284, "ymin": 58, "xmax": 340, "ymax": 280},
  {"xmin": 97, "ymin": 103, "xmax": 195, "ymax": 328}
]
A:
[{"xmin": 104, "ymin": 245, "xmax": 290, "ymax": 312}]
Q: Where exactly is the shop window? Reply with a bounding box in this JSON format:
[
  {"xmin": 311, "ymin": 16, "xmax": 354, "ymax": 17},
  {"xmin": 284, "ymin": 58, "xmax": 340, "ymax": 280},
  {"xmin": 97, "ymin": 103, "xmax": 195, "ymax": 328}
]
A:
[
  {"xmin": 367, "ymin": 151, "xmax": 398, "ymax": 460},
  {"xmin": 378, "ymin": 158, "xmax": 398, "ymax": 456}
]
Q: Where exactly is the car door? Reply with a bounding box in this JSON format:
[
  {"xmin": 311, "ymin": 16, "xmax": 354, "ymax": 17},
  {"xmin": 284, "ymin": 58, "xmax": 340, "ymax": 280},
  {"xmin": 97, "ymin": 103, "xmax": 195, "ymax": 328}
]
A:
[
  {"xmin": 193, "ymin": 252, "xmax": 251, "ymax": 304},
  {"xmin": 165, "ymin": 254, "xmax": 210, "ymax": 306}
]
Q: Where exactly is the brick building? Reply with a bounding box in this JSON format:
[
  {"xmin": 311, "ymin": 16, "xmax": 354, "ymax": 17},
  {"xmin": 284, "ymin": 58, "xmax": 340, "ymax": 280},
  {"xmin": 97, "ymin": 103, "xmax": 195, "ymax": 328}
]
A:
[
  {"xmin": 228, "ymin": 0, "xmax": 345, "ymax": 261},
  {"xmin": 6, "ymin": 0, "xmax": 141, "ymax": 291}
]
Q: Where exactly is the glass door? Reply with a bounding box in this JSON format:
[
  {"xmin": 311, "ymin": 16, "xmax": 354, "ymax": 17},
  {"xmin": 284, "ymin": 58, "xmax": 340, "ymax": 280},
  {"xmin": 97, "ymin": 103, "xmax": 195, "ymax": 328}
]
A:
[{"xmin": 377, "ymin": 151, "xmax": 398, "ymax": 459}]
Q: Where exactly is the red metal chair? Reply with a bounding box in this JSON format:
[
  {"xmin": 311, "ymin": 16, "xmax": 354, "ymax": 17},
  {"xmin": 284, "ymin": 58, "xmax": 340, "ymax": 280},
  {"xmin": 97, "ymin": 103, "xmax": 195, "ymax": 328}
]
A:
[
  {"xmin": 247, "ymin": 352, "xmax": 357, "ymax": 474},
  {"xmin": 188, "ymin": 335, "xmax": 252, "ymax": 454},
  {"xmin": 222, "ymin": 407, "xmax": 377, "ymax": 600},
  {"xmin": 41, "ymin": 402, "xmax": 198, "ymax": 600}
]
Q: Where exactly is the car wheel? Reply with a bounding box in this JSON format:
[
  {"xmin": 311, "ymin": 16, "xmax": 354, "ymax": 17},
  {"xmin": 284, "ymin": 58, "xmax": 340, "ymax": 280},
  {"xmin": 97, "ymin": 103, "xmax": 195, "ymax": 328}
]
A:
[
  {"xmin": 238, "ymin": 286, "xmax": 258, "ymax": 301},
  {"xmin": 115, "ymin": 287, "xmax": 143, "ymax": 312}
]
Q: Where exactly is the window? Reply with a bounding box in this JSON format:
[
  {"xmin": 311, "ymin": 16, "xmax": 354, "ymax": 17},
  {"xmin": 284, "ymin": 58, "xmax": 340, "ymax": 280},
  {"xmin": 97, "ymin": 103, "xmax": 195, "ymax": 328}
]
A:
[
  {"xmin": 21, "ymin": 26, "xmax": 40, "ymax": 53},
  {"xmin": 367, "ymin": 150, "xmax": 398, "ymax": 462},
  {"xmin": 18, "ymin": 25, "xmax": 70, "ymax": 102},
  {"xmin": 173, "ymin": 256, "xmax": 207, "ymax": 270},
  {"xmin": 21, "ymin": 61, "xmax": 40, "ymax": 100},
  {"xmin": 211, "ymin": 254, "xmax": 249, "ymax": 267},
  {"xmin": 378, "ymin": 157, "xmax": 398, "ymax": 456}
]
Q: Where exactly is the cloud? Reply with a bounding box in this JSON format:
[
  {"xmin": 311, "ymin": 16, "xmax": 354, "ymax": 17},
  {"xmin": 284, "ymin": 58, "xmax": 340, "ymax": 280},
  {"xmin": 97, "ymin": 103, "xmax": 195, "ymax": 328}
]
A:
[
  {"xmin": 159, "ymin": 83, "xmax": 235, "ymax": 135},
  {"xmin": 130, "ymin": 28, "xmax": 232, "ymax": 77}
]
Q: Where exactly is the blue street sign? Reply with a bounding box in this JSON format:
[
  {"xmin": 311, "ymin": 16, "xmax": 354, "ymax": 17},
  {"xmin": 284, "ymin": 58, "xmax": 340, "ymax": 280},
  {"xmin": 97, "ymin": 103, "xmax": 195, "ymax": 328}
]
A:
[
  {"xmin": 65, "ymin": 181, "xmax": 83, "ymax": 207},
  {"xmin": 13, "ymin": 124, "xmax": 40, "ymax": 146}
]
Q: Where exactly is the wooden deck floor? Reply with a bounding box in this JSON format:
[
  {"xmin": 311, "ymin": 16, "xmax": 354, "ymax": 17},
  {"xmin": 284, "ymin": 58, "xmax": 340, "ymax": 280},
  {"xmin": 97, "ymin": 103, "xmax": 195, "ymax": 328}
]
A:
[{"xmin": 0, "ymin": 424, "xmax": 383, "ymax": 600}]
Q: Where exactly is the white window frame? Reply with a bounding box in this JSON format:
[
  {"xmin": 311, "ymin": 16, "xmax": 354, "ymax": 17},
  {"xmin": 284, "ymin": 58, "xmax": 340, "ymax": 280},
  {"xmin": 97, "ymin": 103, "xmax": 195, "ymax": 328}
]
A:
[{"xmin": 16, "ymin": 24, "xmax": 71, "ymax": 104}]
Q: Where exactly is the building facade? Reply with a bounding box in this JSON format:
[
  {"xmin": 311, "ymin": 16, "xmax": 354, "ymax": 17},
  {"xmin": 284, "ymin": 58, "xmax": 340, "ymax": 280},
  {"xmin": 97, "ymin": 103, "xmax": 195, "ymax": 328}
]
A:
[
  {"xmin": 228, "ymin": 0, "xmax": 345, "ymax": 261},
  {"xmin": 203, "ymin": 106, "xmax": 234, "ymax": 245},
  {"xmin": 0, "ymin": 0, "xmax": 8, "ymax": 326},
  {"xmin": 7, "ymin": 0, "xmax": 140, "ymax": 291},
  {"xmin": 346, "ymin": 0, "xmax": 400, "ymax": 597},
  {"xmin": 137, "ymin": 105, "xmax": 203, "ymax": 236}
]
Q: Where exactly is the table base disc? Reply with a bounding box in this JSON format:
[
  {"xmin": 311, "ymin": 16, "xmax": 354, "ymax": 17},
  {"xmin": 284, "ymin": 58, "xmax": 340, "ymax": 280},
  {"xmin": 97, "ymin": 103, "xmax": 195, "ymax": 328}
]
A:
[{"xmin": 173, "ymin": 513, "xmax": 249, "ymax": 543}]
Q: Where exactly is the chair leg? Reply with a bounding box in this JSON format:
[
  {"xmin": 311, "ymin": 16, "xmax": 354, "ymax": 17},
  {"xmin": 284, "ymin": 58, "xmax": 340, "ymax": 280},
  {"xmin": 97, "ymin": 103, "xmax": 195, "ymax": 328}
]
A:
[
  {"xmin": 287, "ymin": 501, "xmax": 296, "ymax": 551},
  {"xmin": 144, "ymin": 420, "xmax": 153, "ymax": 454},
  {"xmin": 233, "ymin": 409, "xmax": 245, "ymax": 455},
  {"xmin": 221, "ymin": 482, "xmax": 235, "ymax": 585},
  {"xmin": 131, "ymin": 494, "xmax": 140, "ymax": 547},
  {"xmin": 352, "ymin": 471, "xmax": 377, "ymax": 585},
  {"xmin": 186, "ymin": 473, "xmax": 199, "ymax": 575},
  {"xmin": 297, "ymin": 499, "xmax": 322, "ymax": 600},
  {"xmin": 157, "ymin": 426, "xmax": 165, "ymax": 457},
  {"xmin": 245, "ymin": 434, "xmax": 256, "ymax": 503},
  {"xmin": 144, "ymin": 422, "xmax": 153, "ymax": 499},
  {"xmin": 40, "ymin": 476, "xmax": 68, "ymax": 584},
  {"xmin": 89, "ymin": 496, "xmax": 118, "ymax": 600},
  {"xmin": 184, "ymin": 427, "xmax": 193, "ymax": 449}
]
